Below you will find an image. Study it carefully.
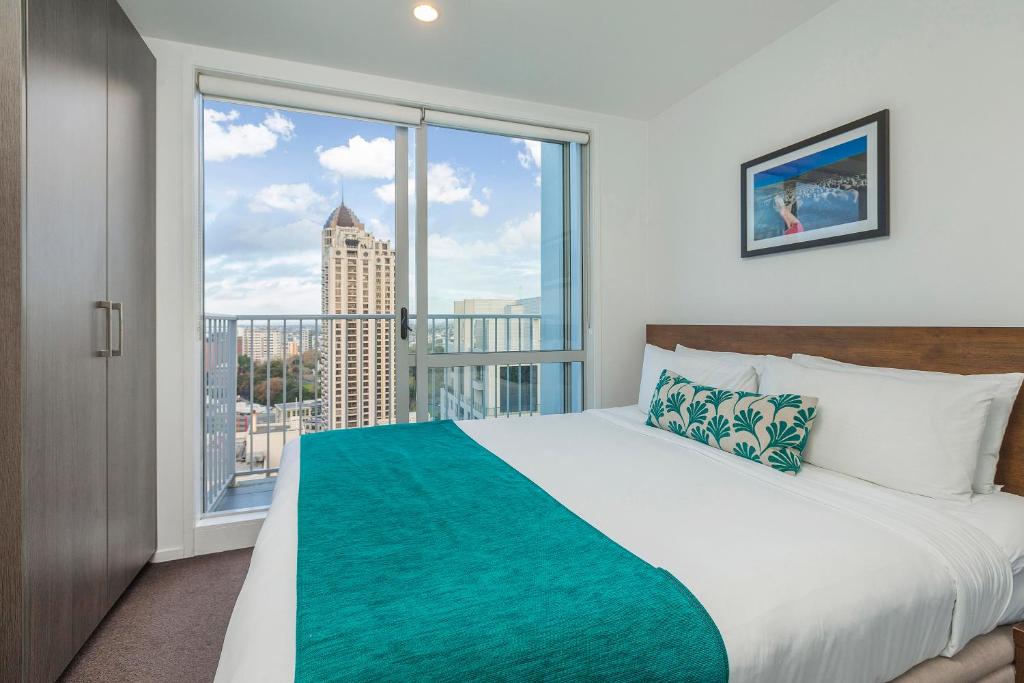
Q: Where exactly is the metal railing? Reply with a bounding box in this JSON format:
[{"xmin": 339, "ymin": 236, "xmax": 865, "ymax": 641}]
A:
[
  {"xmin": 425, "ymin": 314, "xmax": 540, "ymax": 354},
  {"xmin": 203, "ymin": 315, "xmax": 238, "ymax": 513},
  {"xmin": 202, "ymin": 313, "xmax": 543, "ymax": 512}
]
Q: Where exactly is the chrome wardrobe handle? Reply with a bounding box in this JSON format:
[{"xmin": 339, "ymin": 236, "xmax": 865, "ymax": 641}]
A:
[
  {"xmin": 112, "ymin": 302, "xmax": 124, "ymax": 357},
  {"xmin": 96, "ymin": 301, "xmax": 112, "ymax": 357}
]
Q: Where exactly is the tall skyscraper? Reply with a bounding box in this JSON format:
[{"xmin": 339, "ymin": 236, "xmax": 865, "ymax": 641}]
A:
[{"xmin": 320, "ymin": 203, "xmax": 396, "ymax": 429}]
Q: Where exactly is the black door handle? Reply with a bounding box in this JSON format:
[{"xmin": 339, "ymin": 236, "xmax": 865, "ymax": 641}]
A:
[{"xmin": 400, "ymin": 307, "xmax": 410, "ymax": 340}]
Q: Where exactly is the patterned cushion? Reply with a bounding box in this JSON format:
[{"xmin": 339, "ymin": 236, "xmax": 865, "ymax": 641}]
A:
[{"xmin": 645, "ymin": 369, "xmax": 819, "ymax": 474}]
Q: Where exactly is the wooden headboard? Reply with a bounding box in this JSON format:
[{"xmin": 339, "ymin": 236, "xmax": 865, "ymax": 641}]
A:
[{"xmin": 646, "ymin": 325, "xmax": 1024, "ymax": 496}]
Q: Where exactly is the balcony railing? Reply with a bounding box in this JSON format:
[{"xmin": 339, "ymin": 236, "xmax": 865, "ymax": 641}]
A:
[
  {"xmin": 424, "ymin": 314, "xmax": 540, "ymax": 353},
  {"xmin": 202, "ymin": 312, "xmax": 542, "ymax": 513}
]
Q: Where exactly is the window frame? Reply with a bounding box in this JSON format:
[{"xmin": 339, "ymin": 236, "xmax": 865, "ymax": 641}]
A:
[{"xmin": 188, "ymin": 70, "xmax": 598, "ymax": 524}]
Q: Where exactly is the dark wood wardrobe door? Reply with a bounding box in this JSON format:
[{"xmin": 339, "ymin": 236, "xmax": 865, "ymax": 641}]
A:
[
  {"xmin": 23, "ymin": 0, "xmax": 109, "ymax": 679},
  {"xmin": 0, "ymin": 0, "xmax": 25, "ymax": 679},
  {"xmin": 105, "ymin": 0, "xmax": 156, "ymax": 606}
]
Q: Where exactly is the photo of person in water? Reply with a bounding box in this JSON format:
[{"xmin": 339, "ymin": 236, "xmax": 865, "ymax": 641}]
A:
[
  {"xmin": 740, "ymin": 110, "xmax": 889, "ymax": 258},
  {"xmin": 773, "ymin": 192, "xmax": 803, "ymax": 235},
  {"xmin": 753, "ymin": 136, "xmax": 868, "ymax": 241}
]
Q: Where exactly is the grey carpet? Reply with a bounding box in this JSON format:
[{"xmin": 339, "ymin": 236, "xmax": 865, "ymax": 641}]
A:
[{"xmin": 60, "ymin": 548, "xmax": 253, "ymax": 683}]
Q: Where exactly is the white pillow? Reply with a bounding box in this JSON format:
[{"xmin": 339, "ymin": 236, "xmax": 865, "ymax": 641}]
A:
[
  {"xmin": 675, "ymin": 344, "xmax": 779, "ymax": 378},
  {"xmin": 759, "ymin": 356, "xmax": 994, "ymax": 502},
  {"xmin": 793, "ymin": 353, "xmax": 1023, "ymax": 495},
  {"xmin": 638, "ymin": 344, "xmax": 757, "ymax": 412}
]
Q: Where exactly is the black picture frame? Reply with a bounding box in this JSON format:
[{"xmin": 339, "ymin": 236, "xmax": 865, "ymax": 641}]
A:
[{"xmin": 740, "ymin": 109, "xmax": 889, "ymax": 258}]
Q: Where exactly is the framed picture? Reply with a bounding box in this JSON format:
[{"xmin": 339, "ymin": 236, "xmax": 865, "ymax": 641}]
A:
[{"xmin": 740, "ymin": 109, "xmax": 889, "ymax": 258}]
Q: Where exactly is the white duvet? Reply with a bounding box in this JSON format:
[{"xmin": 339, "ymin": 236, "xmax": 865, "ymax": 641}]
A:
[{"xmin": 216, "ymin": 406, "xmax": 1020, "ymax": 683}]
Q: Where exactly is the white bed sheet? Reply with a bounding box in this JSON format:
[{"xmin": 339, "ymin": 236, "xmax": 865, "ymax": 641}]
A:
[{"xmin": 215, "ymin": 406, "xmax": 1016, "ymax": 683}]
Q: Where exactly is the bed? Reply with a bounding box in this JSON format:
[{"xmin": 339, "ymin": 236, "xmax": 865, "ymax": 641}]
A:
[{"xmin": 216, "ymin": 325, "xmax": 1024, "ymax": 683}]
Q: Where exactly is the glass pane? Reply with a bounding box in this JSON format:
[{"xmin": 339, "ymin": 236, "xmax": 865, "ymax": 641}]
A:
[
  {"xmin": 568, "ymin": 143, "xmax": 584, "ymax": 352},
  {"xmin": 424, "ymin": 126, "xmax": 581, "ymax": 353},
  {"xmin": 202, "ymin": 98, "xmax": 398, "ymax": 316},
  {"xmin": 201, "ymin": 96, "xmax": 405, "ymax": 512},
  {"xmin": 424, "ymin": 363, "xmax": 582, "ymax": 421}
]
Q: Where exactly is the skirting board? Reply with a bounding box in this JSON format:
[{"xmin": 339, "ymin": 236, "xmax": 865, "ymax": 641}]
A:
[
  {"xmin": 151, "ymin": 546, "xmax": 185, "ymax": 563},
  {"xmin": 193, "ymin": 512, "xmax": 266, "ymax": 557},
  {"xmin": 152, "ymin": 513, "xmax": 266, "ymax": 563}
]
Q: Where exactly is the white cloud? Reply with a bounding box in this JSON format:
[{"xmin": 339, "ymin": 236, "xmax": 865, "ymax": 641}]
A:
[
  {"xmin": 425, "ymin": 213, "xmax": 544, "ymax": 312},
  {"xmin": 428, "ymin": 233, "xmax": 497, "ymax": 261},
  {"xmin": 249, "ymin": 183, "xmax": 325, "ymax": 214},
  {"xmin": 204, "ymin": 195, "xmax": 323, "ymax": 263},
  {"xmin": 427, "ymin": 163, "xmax": 473, "ymax": 204},
  {"xmin": 470, "ymin": 199, "xmax": 490, "ymax": 217},
  {"xmin": 374, "ymin": 163, "xmax": 477, "ymax": 208},
  {"xmin": 214, "ymin": 251, "xmax": 321, "ymax": 274},
  {"xmin": 203, "ymin": 108, "xmax": 295, "ymax": 162},
  {"xmin": 481, "ymin": 187, "xmax": 492, "ymax": 200},
  {"xmin": 366, "ymin": 217, "xmax": 393, "ymax": 242},
  {"xmin": 513, "ymin": 138, "xmax": 542, "ymax": 169},
  {"xmin": 498, "ymin": 212, "xmax": 541, "ymax": 251},
  {"xmin": 206, "ymin": 109, "xmax": 238, "ymax": 123},
  {"xmin": 262, "ymin": 111, "xmax": 295, "ymax": 139},
  {"xmin": 204, "ymin": 250, "xmax": 322, "ymax": 315},
  {"xmin": 428, "ymin": 212, "xmax": 541, "ymax": 262},
  {"xmin": 373, "ymin": 182, "xmax": 397, "ymax": 204},
  {"xmin": 317, "ymin": 135, "xmax": 395, "ymax": 179}
]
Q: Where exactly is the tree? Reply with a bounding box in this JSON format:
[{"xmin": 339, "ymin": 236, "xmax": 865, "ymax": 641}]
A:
[{"xmin": 237, "ymin": 351, "xmax": 319, "ymax": 404}]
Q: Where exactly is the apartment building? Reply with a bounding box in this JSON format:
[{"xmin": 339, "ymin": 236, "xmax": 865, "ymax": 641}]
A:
[{"xmin": 319, "ymin": 203, "xmax": 396, "ymax": 429}]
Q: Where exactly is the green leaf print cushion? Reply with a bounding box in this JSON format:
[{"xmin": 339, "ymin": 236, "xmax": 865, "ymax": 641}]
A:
[{"xmin": 645, "ymin": 369, "xmax": 819, "ymax": 474}]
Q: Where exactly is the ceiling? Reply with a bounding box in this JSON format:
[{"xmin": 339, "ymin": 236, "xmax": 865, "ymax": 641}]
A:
[{"xmin": 119, "ymin": 0, "xmax": 839, "ymax": 119}]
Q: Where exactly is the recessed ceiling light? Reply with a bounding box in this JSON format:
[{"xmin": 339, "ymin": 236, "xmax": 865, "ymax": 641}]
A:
[{"xmin": 413, "ymin": 4, "xmax": 439, "ymax": 22}]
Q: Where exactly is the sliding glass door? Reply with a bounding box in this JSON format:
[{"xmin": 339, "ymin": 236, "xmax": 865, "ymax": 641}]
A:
[
  {"xmin": 199, "ymin": 80, "xmax": 587, "ymax": 514},
  {"xmin": 200, "ymin": 97, "xmax": 413, "ymax": 513},
  {"xmin": 413, "ymin": 125, "xmax": 585, "ymax": 421}
]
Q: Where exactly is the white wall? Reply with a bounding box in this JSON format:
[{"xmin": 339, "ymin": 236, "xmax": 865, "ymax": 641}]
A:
[
  {"xmin": 648, "ymin": 0, "xmax": 1024, "ymax": 326},
  {"xmin": 147, "ymin": 38, "xmax": 650, "ymax": 560}
]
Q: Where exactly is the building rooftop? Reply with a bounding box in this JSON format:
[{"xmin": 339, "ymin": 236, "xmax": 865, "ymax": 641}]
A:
[{"xmin": 324, "ymin": 202, "xmax": 362, "ymax": 230}]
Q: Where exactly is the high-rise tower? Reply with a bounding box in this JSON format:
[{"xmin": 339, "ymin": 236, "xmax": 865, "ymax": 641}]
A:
[{"xmin": 320, "ymin": 203, "xmax": 395, "ymax": 429}]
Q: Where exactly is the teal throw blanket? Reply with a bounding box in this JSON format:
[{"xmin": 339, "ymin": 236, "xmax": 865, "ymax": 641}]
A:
[{"xmin": 296, "ymin": 420, "xmax": 728, "ymax": 682}]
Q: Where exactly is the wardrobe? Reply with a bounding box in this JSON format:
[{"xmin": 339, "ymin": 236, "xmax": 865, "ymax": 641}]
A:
[{"xmin": 0, "ymin": 0, "xmax": 156, "ymax": 680}]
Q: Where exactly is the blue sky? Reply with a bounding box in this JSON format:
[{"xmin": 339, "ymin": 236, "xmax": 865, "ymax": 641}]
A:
[{"xmin": 203, "ymin": 98, "xmax": 543, "ymax": 314}]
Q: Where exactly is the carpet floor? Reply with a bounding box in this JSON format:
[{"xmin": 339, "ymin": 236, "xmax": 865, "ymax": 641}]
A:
[{"xmin": 60, "ymin": 548, "xmax": 253, "ymax": 683}]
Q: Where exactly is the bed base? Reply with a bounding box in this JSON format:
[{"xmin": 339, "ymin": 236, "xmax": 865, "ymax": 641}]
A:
[
  {"xmin": 889, "ymin": 624, "xmax": 1018, "ymax": 682},
  {"xmin": 1015, "ymin": 623, "xmax": 1023, "ymax": 683}
]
